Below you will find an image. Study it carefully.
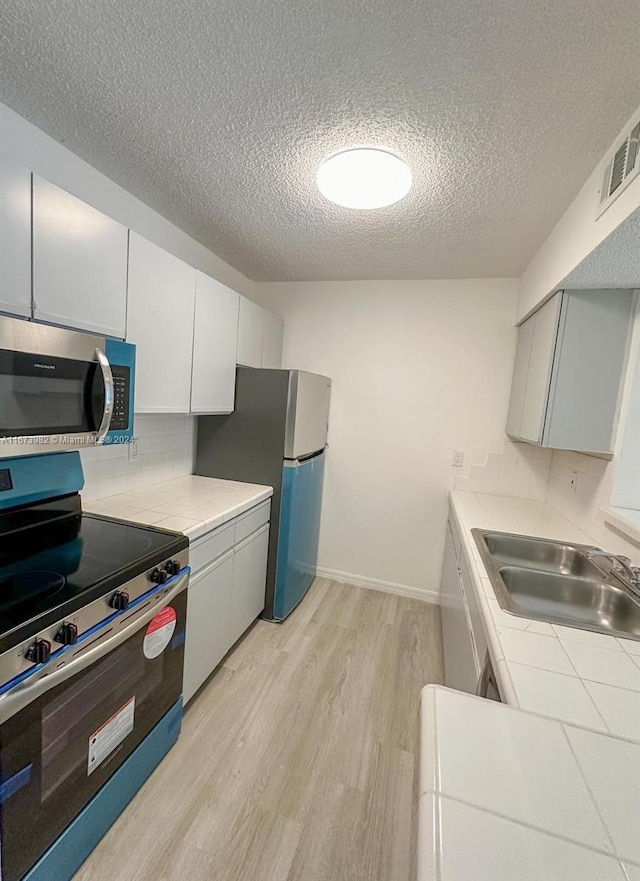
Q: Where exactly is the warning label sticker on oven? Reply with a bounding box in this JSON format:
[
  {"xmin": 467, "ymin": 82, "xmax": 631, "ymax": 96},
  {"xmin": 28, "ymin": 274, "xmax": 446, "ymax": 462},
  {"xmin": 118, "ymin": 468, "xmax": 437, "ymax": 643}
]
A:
[
  {"xmin": 88, "ymin": 697, "xmax": 135, "ymax": 776},
  {"xmin": 143, "ymin": 606, "xmax": 177, "ymax": 659}
]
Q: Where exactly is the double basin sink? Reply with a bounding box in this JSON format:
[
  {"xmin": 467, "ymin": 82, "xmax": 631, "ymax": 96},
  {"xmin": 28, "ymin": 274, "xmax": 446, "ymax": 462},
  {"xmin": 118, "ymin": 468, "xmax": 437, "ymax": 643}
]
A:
[{"xmin": 472, "ymin": 530, "xmax": 640, "ymax": 641}]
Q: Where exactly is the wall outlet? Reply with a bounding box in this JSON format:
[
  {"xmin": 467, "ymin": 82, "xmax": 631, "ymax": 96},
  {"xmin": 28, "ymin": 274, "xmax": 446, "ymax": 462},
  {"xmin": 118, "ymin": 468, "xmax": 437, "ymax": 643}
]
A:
[
  {"xmin": 569, "ymin": 469, "xmax": 579, "ymax": 493},
  {"xmin": 128, "ymin": 439, "xmax": 139, "ymax": 461},
  {"xmin": 452, "ymin": 449, "xmax": 465, "ymax": 468}
]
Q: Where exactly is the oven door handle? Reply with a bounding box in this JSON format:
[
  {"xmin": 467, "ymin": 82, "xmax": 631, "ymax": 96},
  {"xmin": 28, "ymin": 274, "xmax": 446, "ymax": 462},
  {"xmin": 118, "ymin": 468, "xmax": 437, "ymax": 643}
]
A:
[
  {"xmin": 0, "ymin": 571, "xmax": 189, "ymax": 724},
  {"xmin": 95, "ymin": 347, "xmax": 114, "ymax": 442}
]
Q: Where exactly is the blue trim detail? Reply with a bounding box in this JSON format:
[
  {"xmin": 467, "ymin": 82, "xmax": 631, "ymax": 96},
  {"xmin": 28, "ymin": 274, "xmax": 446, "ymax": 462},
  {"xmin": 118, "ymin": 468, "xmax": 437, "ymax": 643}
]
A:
[
  {"xmin": 0, "ymin": 567, "xmax": 191, "ymax": 697},
  {"xmin": 0, "ymin": 452, "xmax": 84, "ymax": 511},
  {"xmin": 23, "ymin": 698, "xmax": 183, "ymax": 881},
  {"xmin": 273, "ymin": 450, "xmax": 326, "ymax": 620},
  {"xmin": 0, "ymin": 764, "xmax": 33, "ymax": 804},
  {"xmin": 104, "ymin": 339, "xmax": 136, "ymax": 444}
]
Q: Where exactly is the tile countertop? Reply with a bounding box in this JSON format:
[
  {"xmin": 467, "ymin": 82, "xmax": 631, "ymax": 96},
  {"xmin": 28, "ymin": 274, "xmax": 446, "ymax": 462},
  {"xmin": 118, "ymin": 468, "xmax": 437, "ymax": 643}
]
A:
[
  {"xmin": 84, "ymin": 475, "xmax": 273, "ymax": 540},
  {"xmin": 418, "ymin": 685, "xmax": 640, "ymax": 881},
  {"xmin": 449, "ymin": 490, "xmax": 640, "ymax": 741}
]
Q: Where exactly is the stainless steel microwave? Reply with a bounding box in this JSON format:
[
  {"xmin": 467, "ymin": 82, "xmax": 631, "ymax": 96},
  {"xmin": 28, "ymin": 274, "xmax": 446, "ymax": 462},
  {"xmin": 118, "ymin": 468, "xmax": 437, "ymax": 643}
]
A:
[{"xmin": 0, "ymin": 316, "xmax": 135, "ymax": 457}]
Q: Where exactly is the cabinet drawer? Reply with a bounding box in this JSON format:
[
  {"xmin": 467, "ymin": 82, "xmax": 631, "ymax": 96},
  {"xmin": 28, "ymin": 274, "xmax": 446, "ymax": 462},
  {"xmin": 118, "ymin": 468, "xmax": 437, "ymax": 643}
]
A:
[
  {"xmin": 459, "ymin": 547, "xmax": 486, "ymax": 677},
  {"xmin": 234, "ymin": 500, "xmax": 271, "ymax": 544},
  {"xmin": 190, "ymin": 521, "xmax": 236, "ymax": 573}
]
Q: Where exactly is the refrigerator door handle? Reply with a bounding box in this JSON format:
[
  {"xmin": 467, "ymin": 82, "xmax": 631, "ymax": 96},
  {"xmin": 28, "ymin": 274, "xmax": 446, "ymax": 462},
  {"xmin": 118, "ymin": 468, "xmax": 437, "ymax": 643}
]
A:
[{"xmin": 284, "ymin": 446, "xmax": 327, "ymax": 467}]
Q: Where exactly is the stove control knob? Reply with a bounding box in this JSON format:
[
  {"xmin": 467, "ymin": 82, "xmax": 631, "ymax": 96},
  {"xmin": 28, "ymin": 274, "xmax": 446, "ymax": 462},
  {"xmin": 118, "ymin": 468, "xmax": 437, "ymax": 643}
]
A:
[
  {"xmin": 110, "ymin": 591, "xmax": 130, "ymax": 611},
  {"xmin": 165, "ymin": 560, "xmax": 180, "ymax": 577},
  {"xmin": 55, "ymin": 622, "xmax": 78, "ymax": 646},
  {"xmin": 26, "ymin": 638, "xmax": 51, "ymax": 665},
  {"xmin": 150, "ymin": 568, "xmax": 168, "ymax": 584}
]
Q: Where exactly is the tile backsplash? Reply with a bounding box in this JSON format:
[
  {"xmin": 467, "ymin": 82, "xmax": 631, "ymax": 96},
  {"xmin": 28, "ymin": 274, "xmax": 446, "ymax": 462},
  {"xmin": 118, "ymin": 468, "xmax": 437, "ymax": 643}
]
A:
[
  {"xmin": 545, "ymin": 449, "xmax": 638, "ymax": 557},
  {"xmin": 80, "ymin": 415, "xmax": 195, "ymax": 502},
  {"xmin": 454, "ymin": 440, "xmax": 552, "ymax": 500},
  {"xmin": 456, "ymin": 441, "xmax": 639, "ymax": 555}
]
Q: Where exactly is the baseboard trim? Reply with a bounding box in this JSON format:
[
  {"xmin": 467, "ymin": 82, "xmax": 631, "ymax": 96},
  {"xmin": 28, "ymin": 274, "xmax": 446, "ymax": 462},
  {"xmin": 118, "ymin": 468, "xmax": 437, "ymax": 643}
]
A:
[{"xmin": 315, "ymin": 567, "xmax": 440, "ymax": 605}]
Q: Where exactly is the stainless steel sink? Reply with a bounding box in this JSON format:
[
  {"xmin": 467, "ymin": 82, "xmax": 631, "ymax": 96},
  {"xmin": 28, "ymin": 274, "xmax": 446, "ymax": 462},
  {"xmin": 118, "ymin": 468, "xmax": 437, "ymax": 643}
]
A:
[
  {"xmin": 499, "ymin": 566, "xmax": 640, "ymax": 637},
  {"xmin": 473, "ymin": 529, "xmax": 640, "ymax": 641},
  {"xmin": 482, "ymin": 533, "xmax": 604, "ymax": 578}
]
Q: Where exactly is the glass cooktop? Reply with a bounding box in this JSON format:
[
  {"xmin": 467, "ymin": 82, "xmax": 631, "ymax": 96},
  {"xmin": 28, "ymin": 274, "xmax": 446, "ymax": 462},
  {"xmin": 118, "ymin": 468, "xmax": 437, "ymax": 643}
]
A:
[{"xmin": 0, "ymin": 494, "xmax": 187, "ymax": 649}]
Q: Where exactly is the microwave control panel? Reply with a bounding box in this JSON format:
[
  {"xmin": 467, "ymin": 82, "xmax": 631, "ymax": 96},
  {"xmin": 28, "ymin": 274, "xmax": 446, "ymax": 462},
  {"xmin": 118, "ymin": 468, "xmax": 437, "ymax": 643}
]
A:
[
  {"xmin": 110, "ymin": 366, "xmax": 131, "ymax": 431},
  {"xmin": 0, "ymin": 468, "xmax": 13, "ymax": 492}
]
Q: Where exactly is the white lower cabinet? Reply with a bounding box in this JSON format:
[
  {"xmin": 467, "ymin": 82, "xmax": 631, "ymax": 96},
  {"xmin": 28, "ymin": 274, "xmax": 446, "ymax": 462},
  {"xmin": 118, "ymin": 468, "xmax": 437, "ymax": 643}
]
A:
[
  {"xmin": 183, "ymin": 549, "xmax": 234, "ymax": 705},
  {"xmin": 183, "ymin": 503, "xmax": 270, "ymax": 704},
  {"xmin": 230, "ymin": 524, "xmax": 269, "ymax": 637},
  {"xmin": 440, "ymin": 520, "xmax": 480, "ymax": 695}
]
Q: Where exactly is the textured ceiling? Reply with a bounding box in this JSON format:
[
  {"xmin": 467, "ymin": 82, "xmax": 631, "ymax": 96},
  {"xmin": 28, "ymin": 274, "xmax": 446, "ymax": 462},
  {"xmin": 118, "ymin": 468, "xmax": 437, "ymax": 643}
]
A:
[
  {"xmin": 0, "ymin": 0, "xmax": 638, "ymax": 282},
  {"xmin": 561, "ymin": 208, "xmax": 640, "ymax": 291}
]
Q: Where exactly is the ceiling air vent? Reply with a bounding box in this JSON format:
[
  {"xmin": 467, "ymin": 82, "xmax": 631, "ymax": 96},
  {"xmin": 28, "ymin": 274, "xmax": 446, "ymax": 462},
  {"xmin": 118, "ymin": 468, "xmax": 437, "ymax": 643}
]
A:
[{"xmin": 596, "ymin": 116, "xmax": 640, "ymax": 218}]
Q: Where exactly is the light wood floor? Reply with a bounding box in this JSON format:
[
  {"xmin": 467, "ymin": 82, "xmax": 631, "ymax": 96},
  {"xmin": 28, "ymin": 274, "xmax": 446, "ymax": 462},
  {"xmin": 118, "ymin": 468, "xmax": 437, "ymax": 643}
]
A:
[{"xmin": 73, "ymin": 578, "xmax": 444, "ymax": 881}]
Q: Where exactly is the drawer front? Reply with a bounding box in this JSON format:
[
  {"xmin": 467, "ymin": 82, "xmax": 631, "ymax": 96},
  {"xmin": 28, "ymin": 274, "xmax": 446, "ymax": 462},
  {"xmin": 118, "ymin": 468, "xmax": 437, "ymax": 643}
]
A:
[
  {"xmin": 459, "ymin": 547, "xmax": 487, "ymax": 676},
  {"xmin": 190, "ymin": 522, "xmax": 236, "ymax": 573},
  {"xmin": 234, "ymin": 499, "xmax": 271, "ymax": 544}
]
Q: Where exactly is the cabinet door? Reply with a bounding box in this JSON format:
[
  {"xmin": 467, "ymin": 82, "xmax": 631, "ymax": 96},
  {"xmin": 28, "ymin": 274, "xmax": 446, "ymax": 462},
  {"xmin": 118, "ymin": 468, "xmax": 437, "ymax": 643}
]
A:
[
  {"xmin": 237, "ymin": 296, "xmax": 264, "ymax": 367},
  {"xmin": 183, "ymin": 550, "xmax": 234, "ymax": 704},
  {"xmin": 519, "ymin": 293, "xmax": 561, "ymax": 443},
  {"xmin": 261, "ymin": 310, "xmax": 284, "ymax": 368},
  {"xmin": 127, "ymin": 232, "xmax": 196, "ymax": 413},
  {"xmin": 543, "ymin": 289, "xmax": 633, "ymax": 454},
  {"xmin": 230, "ymin": 524, "xmax": 269, "ymax": 638},
  {"xmin": 506, "ymin": 317, "xmax": 534, "ymax": 439},
  {"xmin": 191, "ymin": 273, "xmax": 239, "ymax": 414},
  {"xmin": 32, "ymin": 176, "xmax": 128, "ymax": 337},
  {"xmin": 0, "ymin": 154, "xmax": 31, "ymax": 318},
  {"xmin": 440, "ymin": 524, "xmax": 479, "ymax": 695}
]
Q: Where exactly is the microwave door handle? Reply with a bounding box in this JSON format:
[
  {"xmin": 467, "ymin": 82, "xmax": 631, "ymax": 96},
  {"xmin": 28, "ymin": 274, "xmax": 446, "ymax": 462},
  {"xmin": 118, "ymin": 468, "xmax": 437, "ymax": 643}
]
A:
[
  {"xmin": 0, "ymin": 570, "xmax": 189, "ymax": 724},
  {"xmin": 95, "ymin": 348, "xmax": 114, "ymax": 442}
]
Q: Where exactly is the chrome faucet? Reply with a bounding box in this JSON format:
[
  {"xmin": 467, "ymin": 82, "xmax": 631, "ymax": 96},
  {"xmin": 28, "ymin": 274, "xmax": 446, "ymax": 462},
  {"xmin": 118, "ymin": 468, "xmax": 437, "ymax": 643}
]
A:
[{"xmin": 586, "ymin": 550, "xmax": 640, "ymax": 597}]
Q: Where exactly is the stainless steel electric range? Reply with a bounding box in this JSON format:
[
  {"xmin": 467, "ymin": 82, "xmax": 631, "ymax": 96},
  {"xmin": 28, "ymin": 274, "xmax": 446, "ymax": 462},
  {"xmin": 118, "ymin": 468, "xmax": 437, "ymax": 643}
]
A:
[{"xmin": 0, "ymin": 452, "xmax": 190, "ymax": 881}]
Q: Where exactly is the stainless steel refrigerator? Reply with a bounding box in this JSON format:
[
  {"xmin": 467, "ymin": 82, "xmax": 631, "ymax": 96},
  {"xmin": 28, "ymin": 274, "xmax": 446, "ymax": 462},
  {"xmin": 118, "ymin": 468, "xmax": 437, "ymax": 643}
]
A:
[{"xmin": 195, "ymin": 367, "xmax": 331, "ymax": 621}]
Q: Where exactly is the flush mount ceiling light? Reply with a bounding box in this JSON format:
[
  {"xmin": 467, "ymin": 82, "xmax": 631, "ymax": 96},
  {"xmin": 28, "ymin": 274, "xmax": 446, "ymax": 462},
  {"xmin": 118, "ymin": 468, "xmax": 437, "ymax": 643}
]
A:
[{"xmin": 316, "ymin": 148, "xmax": 412, "ymax": 209}]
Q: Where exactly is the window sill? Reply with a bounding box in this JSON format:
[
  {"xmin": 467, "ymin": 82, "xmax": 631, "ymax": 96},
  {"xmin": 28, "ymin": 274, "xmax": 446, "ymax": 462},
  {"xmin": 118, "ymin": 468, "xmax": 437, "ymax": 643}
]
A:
[{"xmin": 600, "ymin": 506, "xmax": 640, "ymax": 548}]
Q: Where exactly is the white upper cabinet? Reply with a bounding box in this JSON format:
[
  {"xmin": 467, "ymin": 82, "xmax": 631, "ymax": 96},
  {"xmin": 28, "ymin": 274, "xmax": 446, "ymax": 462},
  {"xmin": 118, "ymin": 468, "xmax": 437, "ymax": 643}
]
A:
[
  {"xmin": 506, "ymin": 289, "xmax": 634, "ymax": 455},
  {"xmin": 505, "ymin": 312, "xmax": 534, "ymax": 440},
  {"xmin": 191, "ymin": 272, "xmax": 239, "ymax": 414},
  {"xmin": 32, "ymin": 176, "xmax": 128, "ymax": 337},
  {"xmin": 262, "ymin": 309, "xmax": 284, "ymax": 369},
  {"xmin": 507, "ymin": 294, "xmax": 561, "ymax": 444},
  {"xmin": 0, "ymin": 154, "xmax": 31, "ymax": 318},
  {"xmin": 127, "ymin": 232, "xmax": 196, "ymax": 414},
  {"xmin": 237, "ymin": 296, "xmax": 264, "ymax": 367},
  {"xmin": 237, "ymin": 295, "xmax": 284, "ymax": 369}
]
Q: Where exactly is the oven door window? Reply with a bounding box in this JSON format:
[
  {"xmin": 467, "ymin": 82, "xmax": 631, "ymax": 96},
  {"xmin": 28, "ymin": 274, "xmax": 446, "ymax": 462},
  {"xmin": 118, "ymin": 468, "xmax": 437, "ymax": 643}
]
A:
[
  {"xmin": 0, "ymin": 590, "xmax": 186, "ymax": 881},
  {"xmin": 0, "ymin": 349, "xmax": 105, "ymax": 437}
]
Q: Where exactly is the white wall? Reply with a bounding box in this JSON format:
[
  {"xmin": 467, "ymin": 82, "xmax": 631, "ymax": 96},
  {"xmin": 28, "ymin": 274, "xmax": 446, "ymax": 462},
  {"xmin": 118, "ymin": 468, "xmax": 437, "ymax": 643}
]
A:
[
  {"xmin": 255, "ymin": 279, "xmax": 519, "ymax": 599},
  {"xmin": 0, "ymin": 102, "xmax": 255, "ymax": 298},
  {"xmin": 518, "ymin": 105, "xmax": 640, "ymax": 322}
]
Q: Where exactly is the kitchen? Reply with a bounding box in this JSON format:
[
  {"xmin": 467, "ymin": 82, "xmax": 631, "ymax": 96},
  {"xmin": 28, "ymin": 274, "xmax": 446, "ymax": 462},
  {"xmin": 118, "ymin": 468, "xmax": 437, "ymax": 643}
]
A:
[{"xmin": 0, "ymin": 1, "xmax": 639, "ymax": 879}]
